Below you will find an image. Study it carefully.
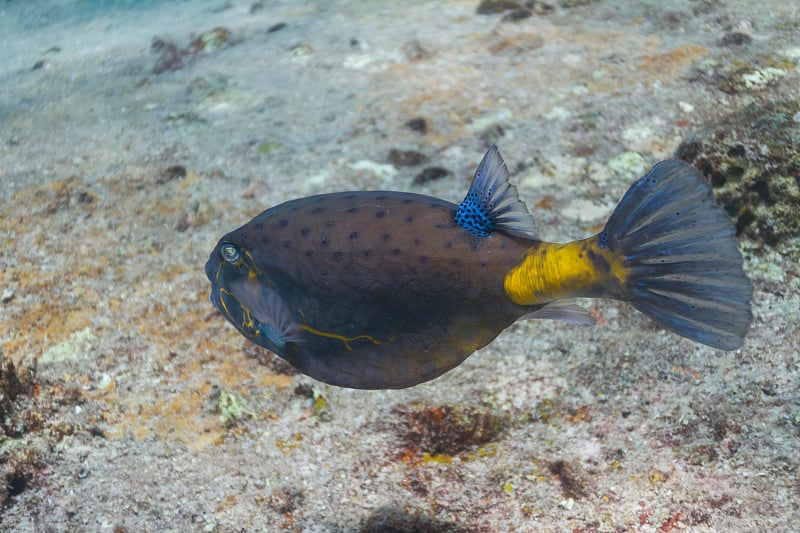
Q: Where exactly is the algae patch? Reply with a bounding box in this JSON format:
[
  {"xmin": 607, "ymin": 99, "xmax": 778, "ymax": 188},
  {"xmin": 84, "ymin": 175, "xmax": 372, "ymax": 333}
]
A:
[
  {"xmin": 675, "ymin": 99, "xmax": 800, "ymax": 250},
  {"xmin": 39, "ymin": 328, "xmax": 95, "ymax": 365}
]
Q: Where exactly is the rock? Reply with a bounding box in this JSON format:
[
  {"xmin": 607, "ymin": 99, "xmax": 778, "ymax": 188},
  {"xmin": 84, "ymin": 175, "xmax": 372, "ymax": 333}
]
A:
[
  {"xmin": 476, "ymin": 0, "xmax": 522, "ymax": 15},
  {"xmin": 675, "ymin": 99, "xmax": 800, "ymax": 247},
  {"xmin": 413, "ymin": 166, "xmax": 452, "ymax": 184},
  {"xmin": 404, "ymin": 117, "xmax": 428, "ymax": 134},
  {"xmin": 388, "ymin": 149, "xmax": 428, "ymax": 168},
  {"xmin": 720, "ymin": 32, "xmax": 753, "ymax": 47}
]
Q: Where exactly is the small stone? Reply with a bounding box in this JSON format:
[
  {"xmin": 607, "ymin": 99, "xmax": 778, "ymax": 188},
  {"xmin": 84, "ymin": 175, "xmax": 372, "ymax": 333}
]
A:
[
  {"xmin": 413, "ymin": 167, "xmax": 452, "ymax": 185},
  {"xmin": 193, "ymin": 27, "xmax": 231, "ymax": 53},
  {"xmin": 404, "ymin": 117, "xmax": 428, "ymax": 134},
  {"xmin": 502, "ymin": 8, "xmax": 532, "ymax": 22},
  {"xmin": 1, "ymin": 288, "xmax": 14, "ymax": 303},
  {"xmin": 400, "ymin": 40, "xmax": 429, "ymax": 61},
  {"xmin": 476, "ymin": 0, "xmax": 522, "ymax": 15},
  {"xmin": 388, "ymin": 149, "xmax": 428, "ymax": 168},
  {"xmin": 266, "ymin": 22, "xmax": 286, "ymax": 33},
  {"xmin": 156, "ymin": 165, "xmax": 187, "ymax": 184},
  {"xmin": 720, "ymin": 32, "xmax": 753, "ymax": 47}
]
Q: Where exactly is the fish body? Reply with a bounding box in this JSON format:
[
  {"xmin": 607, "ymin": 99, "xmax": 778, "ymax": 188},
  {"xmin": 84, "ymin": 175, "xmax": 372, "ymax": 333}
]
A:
[{"xmin": 206, "ymin": 146, "xmax": 752, "ymax": 389}]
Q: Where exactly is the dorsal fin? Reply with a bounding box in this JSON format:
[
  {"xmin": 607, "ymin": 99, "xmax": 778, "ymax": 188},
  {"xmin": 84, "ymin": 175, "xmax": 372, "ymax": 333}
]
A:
[{"xmin": 454, "ymin": 145, "xmax": 536, "ymax": 239}]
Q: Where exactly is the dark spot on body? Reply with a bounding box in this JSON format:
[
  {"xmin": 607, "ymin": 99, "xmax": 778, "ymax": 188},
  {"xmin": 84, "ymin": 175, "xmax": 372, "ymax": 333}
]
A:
[
  {"xmin": 586, "ymin": 249, "xmax": 610, "ymax": 273},
  {"xmin": 419, "ymin": 255, "xmax": 428, "ymax": 263},
  {"xmin": 311, "ymin": 207, "xmax": 324, "ymax": 215},
  {"xmin": 255, "ymin": 222, "xmax": 264, "ymax": 231},
  {"xmin": 350, "ymin": 231, "xmax": 359, "ymax": 239},
  {"xmin": 301, "ymin": 228, "xmax": 310, "ymax": 237},
  {"xmin": 382, "ymin": 233, "xmax": 391, "ymax": 241},
  {"xmin": 392, "ymin": 248, "xmax": 402, "ymax": 255},
  {"xmin": 402, "ymin": 198, "xmax": 413, "ymax": 204},
  {"xmin": 406, "ymin": 216, "xmax": 414, "ymax": 223},
  {"xmin": 261, "ymin": 236, "xmax": 270, "ymax": 244},
  {"xmin": 346, "ymin": 207, "xmax": 357, "ymax": 213},
  {"xmin": 282, "ymin": 240, "xmax": 291, "ymax": 249},
  {"xmin": 413, "ymin": 238, "xmax": 421, "ymax": 245},
  {"xmin": 326, "ymin": 220, "xmax": 335, "ymax": 227},
  {"xmin": 332, "ymin": 251, "xmax": 343, "ymax": 261},
  {"xmin": 277, "ymin": 219, "xmax": 288, "ymax": 228},
  {"xmin": 376, "ymin": 211, "xmax": 386, "ymax": 219},
  {"xmin": 362, "ymin": 249, "xmax": 371, "ymax": 257},
  {"xmin": 320, "ymin": 233, "xmax": 329, "ymax": 246},
  {"xmin": 305, "ymin": 250, "xmax": 313, "ymax": 257}
]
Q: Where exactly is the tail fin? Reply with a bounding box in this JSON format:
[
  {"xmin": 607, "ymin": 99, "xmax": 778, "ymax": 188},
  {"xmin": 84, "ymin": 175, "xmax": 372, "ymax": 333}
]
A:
[{"xmin": 601, "ymin": 160, "xmax": 752, "ymax": 350}]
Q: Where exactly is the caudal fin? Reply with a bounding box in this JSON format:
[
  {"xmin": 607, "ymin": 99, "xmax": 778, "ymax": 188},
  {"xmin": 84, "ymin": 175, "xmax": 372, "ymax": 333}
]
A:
[{"xmin": 600, "ymin": 160, "xmax": 752, "ymax": 350}]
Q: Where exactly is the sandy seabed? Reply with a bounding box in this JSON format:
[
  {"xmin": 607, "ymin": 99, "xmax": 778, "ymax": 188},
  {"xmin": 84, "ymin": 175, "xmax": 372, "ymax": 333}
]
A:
[{"xmin": 1, "ymin": 1, "xmax": 799, "ymax": 531}]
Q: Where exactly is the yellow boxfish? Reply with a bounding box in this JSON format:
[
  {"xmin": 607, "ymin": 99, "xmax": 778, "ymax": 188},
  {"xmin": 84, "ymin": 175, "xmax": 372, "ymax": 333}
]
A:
[{"xmin": 206, "ymin": 146, "xmax": 752, "ymax": 389}]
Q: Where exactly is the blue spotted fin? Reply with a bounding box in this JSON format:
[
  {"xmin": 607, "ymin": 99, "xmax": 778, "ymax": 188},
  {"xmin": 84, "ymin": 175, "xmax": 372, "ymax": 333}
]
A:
[
  {"xmin": 454, "ymin": 145, "xmax": 536, "ymax": 238},
  {"xmin": 602, "ymin": 160, "xmax": 752, "ymax": 350},
  {"xmin": 228, "ymin": 279, "xmax": 302, "ymax": 349}
]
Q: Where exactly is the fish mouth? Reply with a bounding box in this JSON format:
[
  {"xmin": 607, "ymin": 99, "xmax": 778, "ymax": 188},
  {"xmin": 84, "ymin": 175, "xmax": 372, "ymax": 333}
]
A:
[{"xmin": 205, "ymin": 251, "xmax": 222, "ymax": 306}]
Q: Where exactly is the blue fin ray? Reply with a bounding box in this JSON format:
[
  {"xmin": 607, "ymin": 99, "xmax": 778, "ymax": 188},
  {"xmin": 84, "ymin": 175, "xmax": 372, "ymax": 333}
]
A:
[{"xmin": 603, "ymin": 160, "xmax": 752, "ymax": 350}]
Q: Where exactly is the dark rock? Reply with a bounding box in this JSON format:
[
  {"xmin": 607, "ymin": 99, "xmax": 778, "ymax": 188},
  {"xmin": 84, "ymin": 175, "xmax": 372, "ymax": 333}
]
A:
[
  {"xmin": 720, "ymin": 32, "xmax": 753, "ymax": 47},
  {"xmin": 413, "ymin": 167, "xmax": 452, "ymax": 185},
  {"xmin": 502, "ymin": 8, "xmax": 533, "ymax": 21},
  {"xmin": 157, "ymin": 165, "xmax": 187, "ymax": 184},
  {"xmin": 675, "ymin": 99, "xmax": 800, "ymax": 247},
  {"xmin": 404, "ymin": 117, "xmax": 428, "ymax": 134},
  {"xmin": 151, "ymin": 36, "xmax": 187, "ymax": 73},
  {"xmin": 476, "ymin": 0, "xmax": 522, "ymax": 15},
  {"xmin": 388, "ymin": 149, "xmax": 428, "ymax": 168},
  {"xmin": 267, "ymin": 22, "xmax": 287, "ymax": 33}
]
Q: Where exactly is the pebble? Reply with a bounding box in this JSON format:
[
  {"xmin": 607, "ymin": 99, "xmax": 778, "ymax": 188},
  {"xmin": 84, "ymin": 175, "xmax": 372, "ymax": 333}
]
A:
[
  {"xmin": 476, "ymin": 0, "xmax": 523, "ymax": 15},
  {"xmin": 388, "ymin": 149, "xmax": 428, "ymax": 168},
  {"xmin": 404, "ymin": 117, "xmax": 428, "ymax": 134},
  {"xmin": 1, "ymin": 287, "xmax": 14, "ymax": 303},
  {"xmin": 413, "ymin": 166, "xmax": 452, "ymax": 184}
]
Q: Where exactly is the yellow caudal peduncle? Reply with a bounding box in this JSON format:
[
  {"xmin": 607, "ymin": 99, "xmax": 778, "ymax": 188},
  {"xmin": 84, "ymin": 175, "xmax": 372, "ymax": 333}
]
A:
[{"xmin": 503, "ymin": 236, "xmax": 628, "ymax": 306}]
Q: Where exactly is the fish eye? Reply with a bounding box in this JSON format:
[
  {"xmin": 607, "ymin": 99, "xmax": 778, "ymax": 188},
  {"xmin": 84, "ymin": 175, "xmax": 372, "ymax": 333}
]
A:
[{"xmin": 220, "ymin": 242, "xmax": 241, "ymax": 262}]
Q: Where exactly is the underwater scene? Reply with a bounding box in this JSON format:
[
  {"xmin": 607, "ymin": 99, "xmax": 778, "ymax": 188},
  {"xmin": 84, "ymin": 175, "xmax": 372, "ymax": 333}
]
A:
[{"xmin": 1, "ymin": 0, "xmax": 799, "ymax": 530}]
